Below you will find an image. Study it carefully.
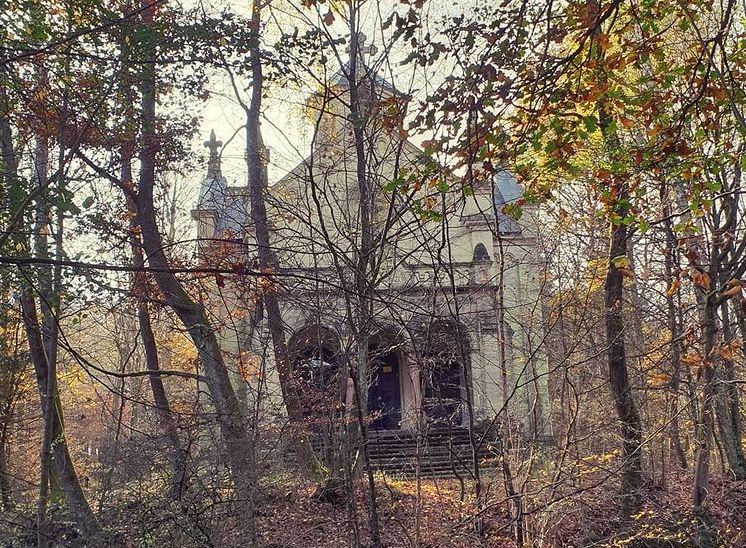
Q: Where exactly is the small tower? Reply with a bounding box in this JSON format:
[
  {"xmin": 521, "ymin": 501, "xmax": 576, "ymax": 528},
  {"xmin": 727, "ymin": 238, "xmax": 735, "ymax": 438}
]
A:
[
  {"xmin": 192, "ymin": 130, "xmax": 228, "ymax": 245},
  {"xmin": 491, "ymin": 170, "xmax": 551, "ymax": 438},
  {"xmin": 308, "ymin": 32, "xmax": 403, "ymax": 154},
  {"xmin": 192, "ymin": 129, "xmax": 250, "ymax": 249}
]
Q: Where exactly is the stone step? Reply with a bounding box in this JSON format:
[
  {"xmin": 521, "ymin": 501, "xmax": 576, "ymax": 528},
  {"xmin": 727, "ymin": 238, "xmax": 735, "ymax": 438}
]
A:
[
  {"xmin": 290, "ymin": 426, "xmax": 501, "ymax": 478},
  {"xmin": 368, "ymin": 447, "xmax": 489, "ymax": 459},
  {"xmin": 370, "ymin": 459, "xmax": 498, "ymax": 478}
]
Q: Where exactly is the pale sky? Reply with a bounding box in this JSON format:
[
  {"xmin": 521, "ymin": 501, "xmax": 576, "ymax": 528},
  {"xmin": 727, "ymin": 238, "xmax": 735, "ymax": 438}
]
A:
[{"xmin": 186, "ymin": 0, "xmax": 462, "ymax": 193}]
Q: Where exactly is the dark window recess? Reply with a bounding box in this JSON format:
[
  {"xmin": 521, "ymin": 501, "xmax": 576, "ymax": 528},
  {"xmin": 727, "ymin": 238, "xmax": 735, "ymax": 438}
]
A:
[
  {"xmin": 294, "ymin": 345, "xmax": 341, "ymax": 423},
  {"xmin": 473, "ymin": 243, "xmax": 490, "ymax": 262}
]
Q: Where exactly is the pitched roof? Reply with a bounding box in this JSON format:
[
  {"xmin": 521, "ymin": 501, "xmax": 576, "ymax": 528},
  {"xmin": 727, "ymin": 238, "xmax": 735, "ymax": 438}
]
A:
[{"xmin": 329, "ymin": 62, "xmax": 404, "ymax": 98}]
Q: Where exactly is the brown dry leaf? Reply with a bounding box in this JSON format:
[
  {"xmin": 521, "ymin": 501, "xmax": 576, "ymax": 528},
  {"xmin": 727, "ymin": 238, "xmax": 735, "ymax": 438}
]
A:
[
  {"xmin": 720, "ymin": 345, "xmax": 734, "ymax": 361},
  {"xmin": 681, "ymin": 350, "xmax": 702, "ymax": 367},
  {"xmin": 691, "ymin": 269, "xmax": 711, "ymax": 290},
  {"xmin": 722, "ymin": 284, "xmax": 742, "ymax": 300},
  {"xmin": 648, "ymin": 372, "xmax": 671, "ymax": 388}
]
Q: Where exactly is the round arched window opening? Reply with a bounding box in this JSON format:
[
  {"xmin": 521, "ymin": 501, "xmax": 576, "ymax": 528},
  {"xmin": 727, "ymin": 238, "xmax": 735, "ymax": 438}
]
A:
[
  {"xmin": 473, "ymin": 243, "xmax": 490, "ymax": 262},
  {"xmin": 289, "ymin": 326, "xmax": 342, "ymax": 422},
  {"xmin": 294, "ymin": 345, "xmax": 339, "ymax": 389},
  {"xmin": 418, "ymin": 320, "xmax": 470, "ymax": 425}
]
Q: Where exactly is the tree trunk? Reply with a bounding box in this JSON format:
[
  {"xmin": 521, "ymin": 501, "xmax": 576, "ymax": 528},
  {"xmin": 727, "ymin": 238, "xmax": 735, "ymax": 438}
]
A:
[
  {"xmin": 0, "ymin": 423, "xmax": 12, "ymax": 512},
  {"xmin": 598, "ymin": 101, "xmax": 643, "ymax": 515},
  {"xmin": 31, "ymin": 133, "xmax": 53, "ymax": 547},
  {"xmin": 347, "ymin": 21, "xmax": 382, "ymax": 548},
  {"xmin": 1, "ymin": 88, "xmax": 99, "ymax": 542},
  {"xmin": 693, "ymin": 288, "xmax": 719, "ymax": 508},
  {"xmin": 661, "ymin": 192, "xmax": 688, "ymax": 469},
  {"xmin": 19, "ymin": 292, "xmax": 101, "ymax": 540},
  {"xmin": 604, "ymin": 213, "xmax": 644, "ymax": 514},
  {"xmin": 692, "ymin": 194, "xmax": 746, "ymax": 510},
  {"xmin": 124, "ymin": 154, "xmax": 188, "ymax": 499},
  {"xmin": 242, "ymin": 0, "xmax": 316, "ymax": 475},
  {"xmin": 134, "ymin": 1, "xmax": 256, "ymax": 541},
  {"xmin": 714, "ymin": 302, "xmax": 746, "ymax": 479}
]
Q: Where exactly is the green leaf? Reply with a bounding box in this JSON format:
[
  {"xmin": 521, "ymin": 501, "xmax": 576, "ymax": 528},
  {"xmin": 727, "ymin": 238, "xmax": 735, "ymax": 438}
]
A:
[{"xmin": 583, "ymin": 115, "xmax": 598, "ymax": 133}]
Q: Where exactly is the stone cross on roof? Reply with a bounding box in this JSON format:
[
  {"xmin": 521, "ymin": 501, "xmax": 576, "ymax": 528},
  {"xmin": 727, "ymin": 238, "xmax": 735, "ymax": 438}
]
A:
[
  {"xmin": 204, "ymin": 129, "xmax": 223, "ymax": 178},
  {"xmin": 348, "ymin": 32, "xmax": 378, "ymax": 61}
]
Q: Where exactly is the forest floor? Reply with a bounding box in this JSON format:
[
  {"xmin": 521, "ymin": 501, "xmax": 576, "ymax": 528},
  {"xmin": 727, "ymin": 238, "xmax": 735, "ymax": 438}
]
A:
[
  {"xmin": 2, "ymin": 470, "xmax": 745, "ymax": 546},
  {"xmin": 257, "ymin": 471, "xmax": 746, "ymax": 547}
]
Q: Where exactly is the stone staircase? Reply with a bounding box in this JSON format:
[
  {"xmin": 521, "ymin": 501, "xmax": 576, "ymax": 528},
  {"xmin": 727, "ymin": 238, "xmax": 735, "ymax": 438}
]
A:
[{"xmin": 365, "ymin": 425, "xmax": 498, "ymax": 478}]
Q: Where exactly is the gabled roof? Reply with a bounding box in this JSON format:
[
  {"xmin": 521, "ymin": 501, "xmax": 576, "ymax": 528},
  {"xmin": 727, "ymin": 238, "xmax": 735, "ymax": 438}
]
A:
[{"xmin": 329, "ymin": 62, "xmax": 404, "ymax": 98}]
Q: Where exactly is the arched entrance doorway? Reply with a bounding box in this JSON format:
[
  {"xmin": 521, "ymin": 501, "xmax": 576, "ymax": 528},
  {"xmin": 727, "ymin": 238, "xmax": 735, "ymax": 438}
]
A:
[
  {"xmin": 418, "ymin": 320, "xmax": 469, "ymax": 425},
  {"xmin": 368, "ymin": 331, "xmax": 403, "ymax": 430},
  {"xmin": 288, "ymin": 325, "xmax": 342, "ymax": 425}
]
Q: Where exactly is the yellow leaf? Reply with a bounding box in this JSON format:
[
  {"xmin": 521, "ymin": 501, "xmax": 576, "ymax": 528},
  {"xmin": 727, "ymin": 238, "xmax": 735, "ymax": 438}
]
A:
[
  {"xmin": 611, "ymin": 255, "xmax": 630, "ymax": 269},
  {"xmin": 666, "ymin": 278, "xmax": 681, "ymax": 297}
]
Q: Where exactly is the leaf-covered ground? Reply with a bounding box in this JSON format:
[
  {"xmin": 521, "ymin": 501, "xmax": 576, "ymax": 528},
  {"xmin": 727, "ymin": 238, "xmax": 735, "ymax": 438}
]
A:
[{"xmin": 256, "ymin": 472, "xmax": 746, "ymax": 547}]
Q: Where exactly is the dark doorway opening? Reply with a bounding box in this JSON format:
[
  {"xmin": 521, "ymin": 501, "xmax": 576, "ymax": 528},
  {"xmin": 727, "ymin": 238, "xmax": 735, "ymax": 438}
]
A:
[
  {"xmin": 419, "ymin": 321, "xmax": 468, "ymax": 426},
  {"xmin": 422, "ymin": 358, "xmax": 462, "ymax": 424},
  {"xmin": 368, "ymin": 347, "xmax": 402, "ymax": 430},
  {"xmin": 289, "ymin": 326, "xmax": 341, "ymax": 426}
]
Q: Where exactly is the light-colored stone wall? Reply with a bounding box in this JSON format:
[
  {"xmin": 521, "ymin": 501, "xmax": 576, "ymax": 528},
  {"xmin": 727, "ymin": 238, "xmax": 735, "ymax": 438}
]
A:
[{"xmin": 192, "ymin": 74, "xmax": 551, "ymax": 434}]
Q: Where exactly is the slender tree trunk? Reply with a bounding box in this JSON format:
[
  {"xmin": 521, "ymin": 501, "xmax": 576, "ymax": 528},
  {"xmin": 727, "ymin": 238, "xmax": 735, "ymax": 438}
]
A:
[
  {"xmin": 598, "ymin": 100, "xmax": 643, "ymax": 515},
  {"xmin": 31, "ymin": 133, "xmax": 54, "ymax": 548},
  {"xmin": 713, "ymin": 189, "xmax": 746, "ymax": 480},
  {"xmin": 603, "ymin": 213, "xmax": 643, "ymax": 514},
  {"xmin": 20, "ymin": 293, "xmax": 101, "ymax": 539},
  {"xmin": 713, "ymin": 302, "xmax": 746, "ymax": 479},
  {"xmin": 661, "ymin": 192, "xmax": 688, "ymax": 469},
  {"xmin": 693, "ymin": 287, "xmax": 719, "ymax": 508},
  {"xmin": 347, "ymin": 20, "xmax": 382, "ymax": 548},
  {"xmin": 124, "ymin": 155, "xmax": 188, "ymax": 498},
  {"xmin": 0, "ymin": 371, "xmax": 16, "ymax": 512},
  {"xmin": 0, "ymin": 422, "xmax": 12, "ymax": 512},
  {"xmin": 134, "ymin": 1, "xmax": 256, "ymax": 541},
  {"xmin": 242, "ymin": 0, "xmax": 316, "ymax": 475},
  {"xmin": 1, "ymin": 88, "xmax": 99, "ymax": 542}
]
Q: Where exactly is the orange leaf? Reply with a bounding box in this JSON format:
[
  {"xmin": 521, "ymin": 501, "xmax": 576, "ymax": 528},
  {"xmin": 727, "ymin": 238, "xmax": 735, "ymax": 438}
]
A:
[
  {"xmin": 721, "ymin": 284, "xmax": 742, "ymax": 300},
  {"xmin": 692, "ymin": 269, "xmax": 711, "ymax": 290},
  {"xmin": 597, "ymin": 33, "xmax": 610, "ymax": 50},
  {"xmin": 596, "ymin": 168, "xmax": 612, "ymax": 180}
]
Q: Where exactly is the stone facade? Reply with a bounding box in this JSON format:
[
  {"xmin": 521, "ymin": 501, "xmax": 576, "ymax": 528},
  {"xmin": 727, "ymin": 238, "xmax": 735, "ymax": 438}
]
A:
[{"xmin": 192, "ymin": 59, "xmax": 550, "ymax": 436}]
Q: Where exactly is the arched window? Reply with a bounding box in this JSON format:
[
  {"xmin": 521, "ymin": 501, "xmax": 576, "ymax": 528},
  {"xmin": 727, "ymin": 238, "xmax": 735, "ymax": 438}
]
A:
[
  {"xmin": 417, "ymin": 320, "xmax": 469, "ymax": 425},
  {"xmin": 473, "ymin": 243, "xmax": 490, "ymax": 262},
  {"xmin": 288, "ymin": 326, "xmax": 341, "ymax": 424}
]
